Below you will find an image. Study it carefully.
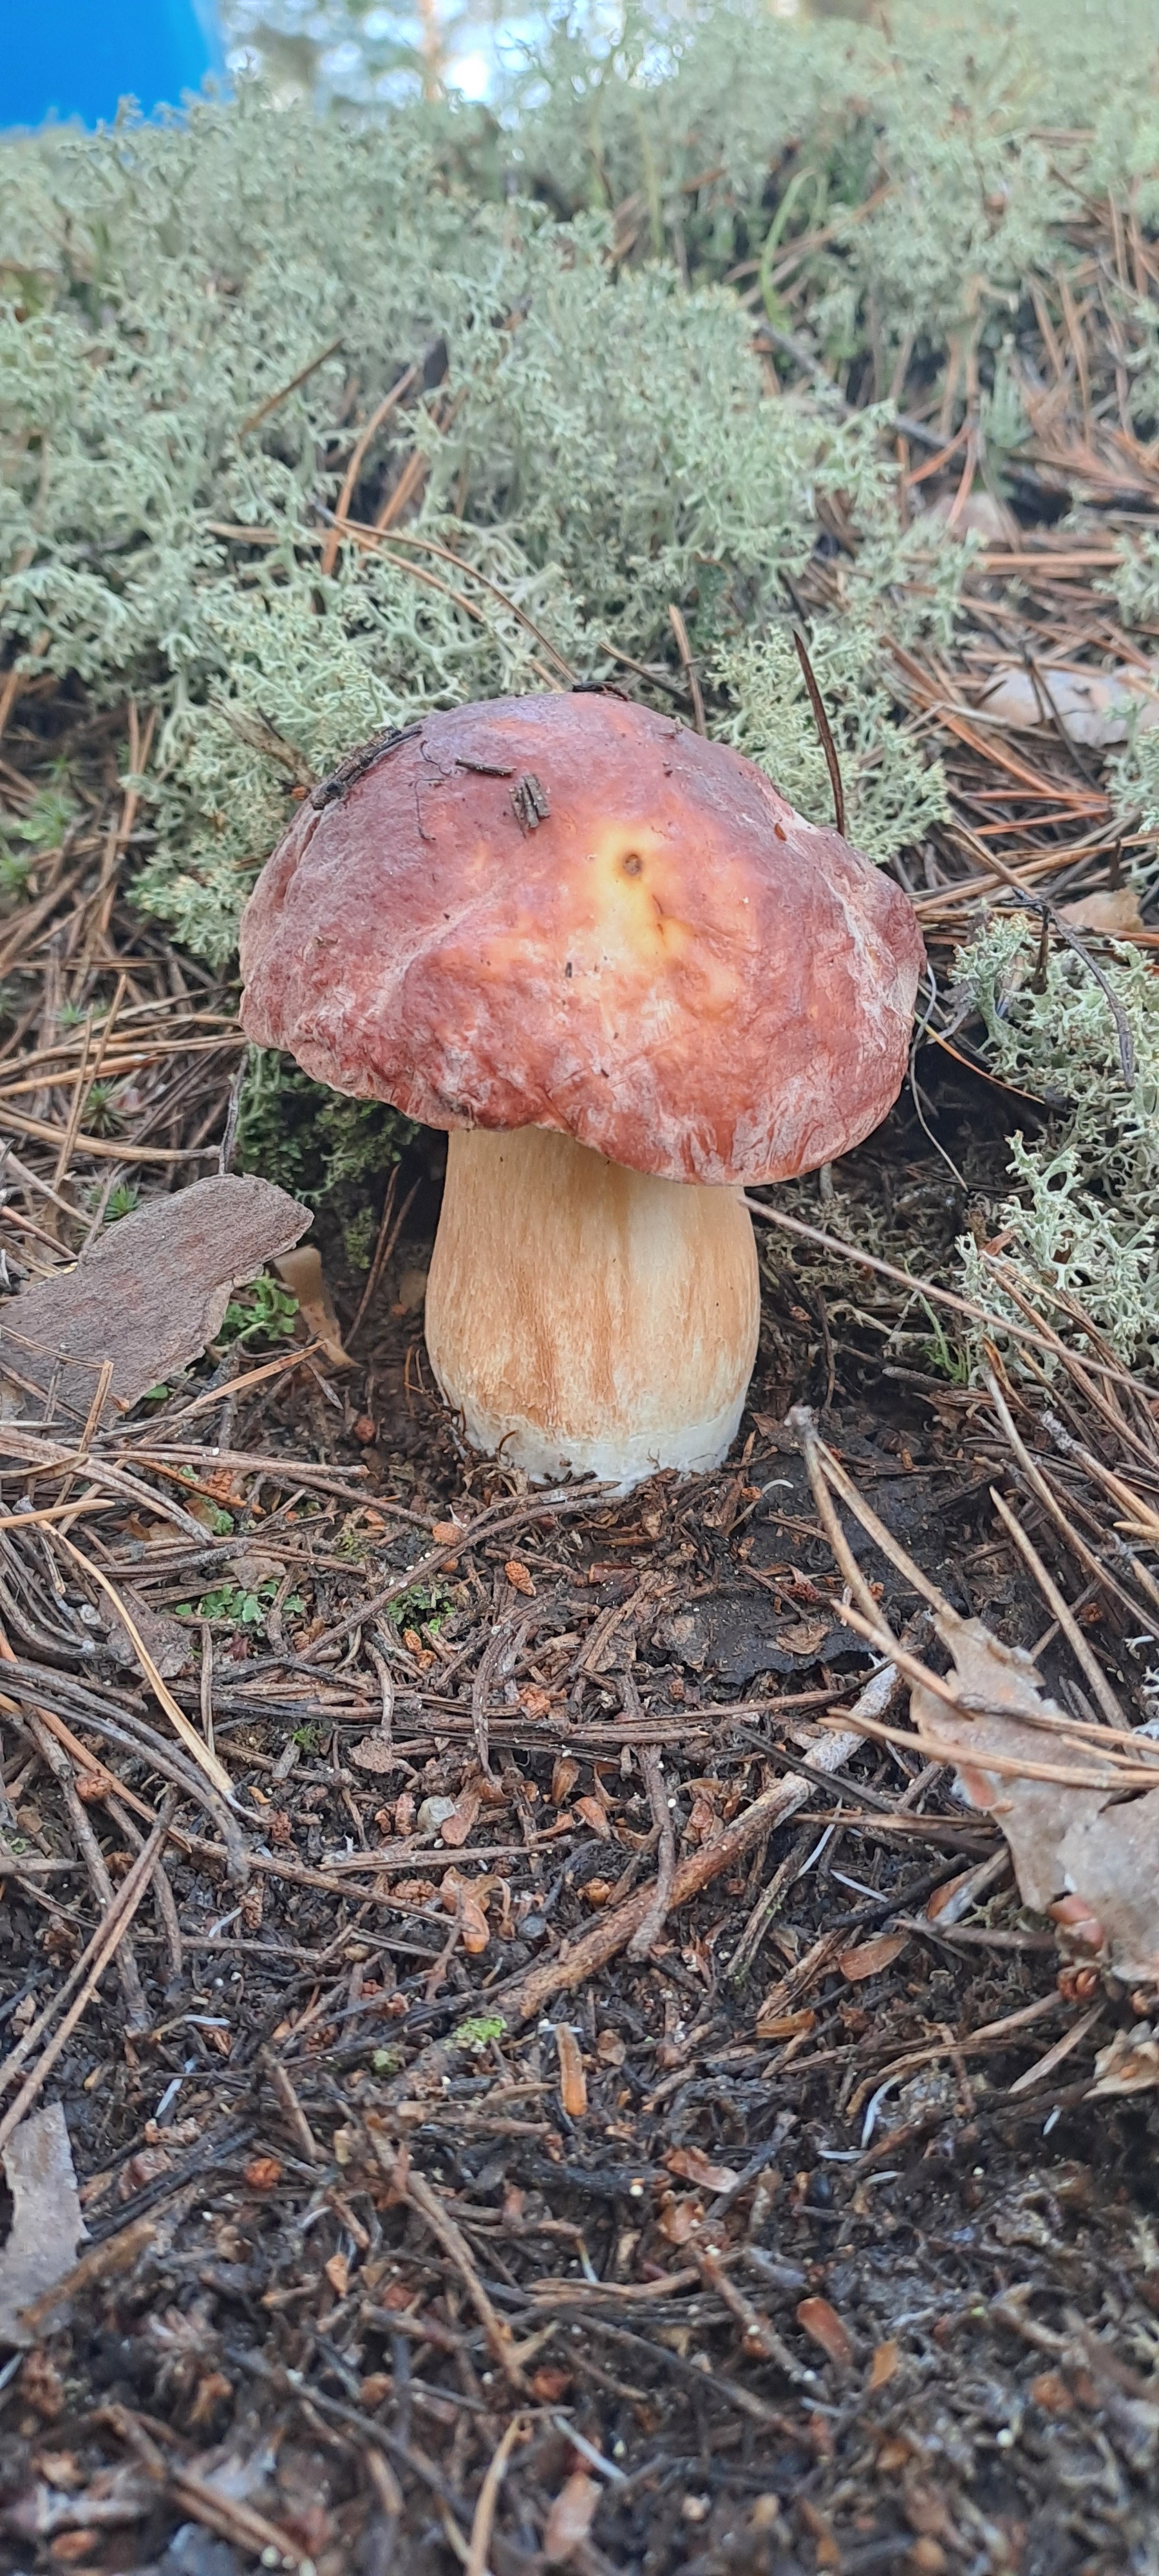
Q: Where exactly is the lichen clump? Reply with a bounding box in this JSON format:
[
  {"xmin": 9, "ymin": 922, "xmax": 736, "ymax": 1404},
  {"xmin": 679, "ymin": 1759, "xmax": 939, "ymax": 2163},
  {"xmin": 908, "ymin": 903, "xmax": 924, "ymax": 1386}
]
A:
[{"xmin": 957, "ymin": 916, "xmax": 1159, "ymax": 1365}]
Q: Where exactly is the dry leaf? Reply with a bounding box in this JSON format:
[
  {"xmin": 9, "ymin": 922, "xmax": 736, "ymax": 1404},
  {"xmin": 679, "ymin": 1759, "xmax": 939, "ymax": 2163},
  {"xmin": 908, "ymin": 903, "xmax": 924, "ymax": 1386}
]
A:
[
  {"xmin": 0, "ymin": 1173, "xmax": 309, "ymax": 1428},
  {"xmin": 657, "ymin": 2195, "xmax": 702, "ymax": 2246},
  {"xmin": 551, "ymin": 1757, "xmax": 580, "ymax": 1807},
  {"xmin": 504, "ymin": 1558, "xmax": 536, "ymax": 1596},
  {"xmin": 664, "ymin": 2145, "xmax": 741, "ymax": 2193},
  {"xmin": 777, "ymin": 1616, "xmax": 832, "ymax": 1658},
  {"xmin": 927, "ymin": 489, "xmax": 1012, "ymax": 544},
  {"xmin": 911, "ymin": 1609, "xmax": 1159, "ymax": 1987},
  {"xmin": 838, "ymin": 1931, "xmax": 910, "ymax": 1984},
  {"xmin": 542, "ymin": 2470, "xmax": 599, "ymax": 2566},
  {"xmin": 519, "ymin": 1684, "xmax": 553, "ymax": 1718},
  {"xmin": 432, "ymin": 1521, "xmax": 462, "ymax": 1546},
  {"xmin": 274, "ymin": 1244, "xmax": 350, "ymax": 1367},
  {"xmin": 976, "ymin": 659, "xmax": 1159, "ymax": 747},
  {"xmin": 439, "ymin": 1791, "xmax": 481, "ymax": 1850},
  {"xmin": 0, "ymin": 2107, "xmax": 87, "ymax": 2347},
  {"xmin": 243, "ymin": 2158, "xmax": 283, "ymax": 2192},
  {"xmin": 324, "ymin": 2251, "xmax": 350, "ymax": 2298},
  {"xmin": 755, "ymin": 2004, "xmax": 816, "ymax": 2041},
  {"xmin": 574, "ymin": 1795, "xmax": 611, "ymax": 1839},
  {"xmin": 100, "ymin": 1589, "xmax": 192, "ymax": 1679},
  {"xmin": 555, "ymin": 2025, "xmax": 588, "ymax": 2118},
  {"xmin": 868, "ymin": 2339, "xmax": 900, "ymax": 2391},
  {"xmin": 440, "ymin": 1871, "xmax": 489, "ymax": 1954},
  {"xmin": 1089, "ymin": 2023, "xmax": 1159, "ymax": 2097},
  {"xmin": 350, "ymin": 1734, "xmax": 399, "ymax": 1776},
  {"xmin": 796, "ymin": 2297, "xmax": 854, "ymax": 2368},
  {"xmin": 1060, "ymin": 887, "xmax": 1145, "ymax": 936}
]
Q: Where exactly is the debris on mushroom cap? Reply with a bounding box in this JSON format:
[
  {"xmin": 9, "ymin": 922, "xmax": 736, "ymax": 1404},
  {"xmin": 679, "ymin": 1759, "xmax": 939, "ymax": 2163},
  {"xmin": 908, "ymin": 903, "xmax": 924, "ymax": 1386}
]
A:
[{"xmin": 240, "ymin": 694, "xmax": 924, "ymax": 1186}]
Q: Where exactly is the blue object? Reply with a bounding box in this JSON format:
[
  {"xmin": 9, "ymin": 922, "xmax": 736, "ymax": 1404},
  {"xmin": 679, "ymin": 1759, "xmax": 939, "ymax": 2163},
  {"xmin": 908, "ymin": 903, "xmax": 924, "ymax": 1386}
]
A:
[{"xmin": 2, "ymin": 1, "xmax": 225, "ymax": 130}]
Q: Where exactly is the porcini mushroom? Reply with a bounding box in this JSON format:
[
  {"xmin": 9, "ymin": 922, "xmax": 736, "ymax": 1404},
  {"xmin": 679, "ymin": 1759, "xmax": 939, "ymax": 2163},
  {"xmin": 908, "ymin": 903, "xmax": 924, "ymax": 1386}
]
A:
[{"xmin": 240, "ymin": 693, "xmax": 923, "ymax": 1486}]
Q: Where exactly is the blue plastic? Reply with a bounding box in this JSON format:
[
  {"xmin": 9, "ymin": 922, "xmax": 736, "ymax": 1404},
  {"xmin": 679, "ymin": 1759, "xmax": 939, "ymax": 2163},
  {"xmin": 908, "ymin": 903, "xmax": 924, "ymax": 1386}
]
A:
[{"xmin": 2, "ymin": 1, "xmax": 225, "ymax": 131}]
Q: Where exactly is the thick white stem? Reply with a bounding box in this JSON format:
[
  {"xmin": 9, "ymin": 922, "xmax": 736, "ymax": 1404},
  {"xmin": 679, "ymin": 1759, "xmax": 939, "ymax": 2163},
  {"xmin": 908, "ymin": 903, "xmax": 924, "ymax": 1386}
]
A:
[{"xmin": 425, "ymin": 1128, "xmax": 760, "ymax": 1488}]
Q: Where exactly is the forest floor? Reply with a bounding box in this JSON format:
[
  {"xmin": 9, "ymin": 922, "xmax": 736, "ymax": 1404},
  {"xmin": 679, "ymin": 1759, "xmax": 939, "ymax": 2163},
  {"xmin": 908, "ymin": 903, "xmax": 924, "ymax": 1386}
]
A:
[{"xmin": 3, "ymin": 262, "xmax": 1159, "ymax": 2576}]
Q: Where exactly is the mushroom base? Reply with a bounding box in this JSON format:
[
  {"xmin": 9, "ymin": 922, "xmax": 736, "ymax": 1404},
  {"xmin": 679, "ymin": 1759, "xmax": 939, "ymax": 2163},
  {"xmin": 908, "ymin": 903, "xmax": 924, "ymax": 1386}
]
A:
[{"xmin": 425, "ymin": 1127, "xmax": 760, "ymax": 1489}]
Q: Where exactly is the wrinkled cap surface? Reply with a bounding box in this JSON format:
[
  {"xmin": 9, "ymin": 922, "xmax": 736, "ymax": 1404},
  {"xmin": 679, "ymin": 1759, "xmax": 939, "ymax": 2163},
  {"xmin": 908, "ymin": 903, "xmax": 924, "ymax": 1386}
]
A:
[{"xmin": 240, "ymin": 693, "xmax": 924, "ymax": 1185}]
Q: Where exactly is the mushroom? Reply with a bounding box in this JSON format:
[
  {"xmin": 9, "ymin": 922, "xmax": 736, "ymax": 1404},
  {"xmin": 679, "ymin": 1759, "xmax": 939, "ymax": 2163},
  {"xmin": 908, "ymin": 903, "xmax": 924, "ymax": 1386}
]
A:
[{"xmin": 240, "ymin": 694, "xmax": 923, "ymax": 1486}]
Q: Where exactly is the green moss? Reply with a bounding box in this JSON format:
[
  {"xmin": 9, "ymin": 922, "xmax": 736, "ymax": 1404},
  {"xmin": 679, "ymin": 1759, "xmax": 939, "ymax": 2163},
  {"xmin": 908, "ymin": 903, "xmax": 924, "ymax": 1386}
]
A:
[{"xmin": 234, "ymin": 1047, "xmax": 419, "ymax": 1245}]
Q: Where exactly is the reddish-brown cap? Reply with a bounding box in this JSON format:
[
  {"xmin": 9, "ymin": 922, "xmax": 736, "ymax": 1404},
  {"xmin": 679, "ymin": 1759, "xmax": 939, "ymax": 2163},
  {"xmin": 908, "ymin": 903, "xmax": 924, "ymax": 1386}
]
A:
[{"xmin": 239, "ymin": 694, "xmax": 924, "ymax": 1185}]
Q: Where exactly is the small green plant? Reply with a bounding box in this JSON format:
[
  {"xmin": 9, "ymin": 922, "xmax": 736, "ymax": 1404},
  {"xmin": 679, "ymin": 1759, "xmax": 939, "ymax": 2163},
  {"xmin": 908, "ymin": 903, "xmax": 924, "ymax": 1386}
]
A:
[
  {"xmin": 452, "ymin": 2014, "xmax": 506, "ymax": 2052},
  {"xmin": 104, "ymin": 1184, "xmax": 140, "ymax": 1222},
  {"xmin": 386, "ymin": 1578, "xmax": 455, "ymax": 1636},
  {"xmin": 82, "ymin": 1082, "xmax": 123, "ymax": 1137},
  {"xmin": 176, "ymin": 1577, "xmax": 306, "ymax": 1631},
  {"xmin": 915, "ymin": 1297, "xmax": 972, "ymax": 1388},
  {"xmin": 343, "ymin": 1208, "xmax": 380, "ymax": 1273},
  {"xmin": 0, "ymin": 782, "xmax": 77, "ymax": 857},
  {"xmin": 290, "ymin": 1722, "xmax": 321, "ymax": 1752},
  {"xmin": 220, "ymin": 1273, "xmax": 299, "ymax": 1347}
]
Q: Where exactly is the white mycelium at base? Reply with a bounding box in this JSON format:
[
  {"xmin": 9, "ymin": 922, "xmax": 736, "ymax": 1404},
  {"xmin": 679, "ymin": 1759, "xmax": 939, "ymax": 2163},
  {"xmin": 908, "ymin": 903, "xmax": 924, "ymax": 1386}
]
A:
[{"xmin": 424, "ymin": 1126, "xmax": 760, "ymax": 1488}]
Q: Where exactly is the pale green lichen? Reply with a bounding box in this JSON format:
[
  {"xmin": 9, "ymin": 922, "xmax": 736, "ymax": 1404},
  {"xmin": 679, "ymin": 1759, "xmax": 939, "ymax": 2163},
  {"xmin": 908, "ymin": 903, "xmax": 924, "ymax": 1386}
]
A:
[{"xmin": 956, "ymin": 914, "xmax": 1159, "ymax": 1363}]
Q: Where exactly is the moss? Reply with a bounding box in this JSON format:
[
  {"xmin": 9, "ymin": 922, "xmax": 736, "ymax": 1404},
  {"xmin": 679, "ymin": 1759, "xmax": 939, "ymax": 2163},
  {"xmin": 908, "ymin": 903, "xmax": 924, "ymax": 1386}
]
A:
[{"xmin": 235, "ymin": 1048, "xmax": 418, "ymax": 1250}]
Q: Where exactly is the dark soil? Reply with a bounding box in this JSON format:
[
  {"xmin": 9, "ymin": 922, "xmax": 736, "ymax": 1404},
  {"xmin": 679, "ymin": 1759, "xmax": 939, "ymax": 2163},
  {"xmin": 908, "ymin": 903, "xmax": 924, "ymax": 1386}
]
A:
[{"xmin": 0, "ymin": 1157, "xmax": 1156, "ymax": 2576}]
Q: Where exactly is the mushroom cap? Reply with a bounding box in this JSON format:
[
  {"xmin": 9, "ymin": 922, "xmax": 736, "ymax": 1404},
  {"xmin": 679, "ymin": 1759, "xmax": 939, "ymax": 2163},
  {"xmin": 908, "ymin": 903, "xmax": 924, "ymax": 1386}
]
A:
[{"xmin": 239, "ymin": 693, "xmax": 924, "ymax": 1186}]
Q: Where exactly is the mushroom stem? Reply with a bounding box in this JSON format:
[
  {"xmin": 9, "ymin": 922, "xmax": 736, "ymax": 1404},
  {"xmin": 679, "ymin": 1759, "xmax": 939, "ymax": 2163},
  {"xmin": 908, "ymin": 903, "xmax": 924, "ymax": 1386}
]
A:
[{"xmin": 425, "ymin": 1127, "xmax": 760, "ymax": 1488}]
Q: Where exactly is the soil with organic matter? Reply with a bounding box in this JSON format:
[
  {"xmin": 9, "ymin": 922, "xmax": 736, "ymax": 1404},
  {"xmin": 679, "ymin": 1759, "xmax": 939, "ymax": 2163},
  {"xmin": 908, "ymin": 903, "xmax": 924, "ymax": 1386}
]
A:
[{"xmin": 0, "ymin": 1150, "xmax": 1155, "ymax": 2576}]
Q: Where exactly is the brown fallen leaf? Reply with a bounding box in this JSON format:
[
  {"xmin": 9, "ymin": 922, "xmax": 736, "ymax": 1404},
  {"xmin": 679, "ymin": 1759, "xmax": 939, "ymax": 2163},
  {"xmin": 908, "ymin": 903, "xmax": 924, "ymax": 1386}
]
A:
[
  {"xmin": 243, "ymin": 2158, "xmax": 283, "ymax": 2192},
  {"xmin": 551, "ymin": 1756, "xmax": 580, "ymax": 1807},
  {"xmin": 440, "ymin": 1871, "xmax": 489, "ymax": 1954},
  {"xmin": 868, "ymin": 2338, "xmax": 900, "ymax": 2391},
  {"xmin": 439, "ymin": 1790, "xmax": 481, "ymax": 1850},
  {"xmin": 838, "ymin": 1931, "xmax": 910, "ymax": 1984},
  {"xmin": 755, "ymin": 2006, "xmax": 816, "ymax": 2041},
  {"xmin": 274, "ymin": 1244, "xmax": 351, "ymax": 1368},
  {"xmin": 0, "ymin": 2107, "xmax": 87, "ymax": 2348},
  {"xmin": 664, "ymin": 2145, "xmax": 741, "ymax": 2193},
  {"xmin": 911, "ymin": 1611, "xmax": 1159, "ymax": 1988},
  {"xmin": 927, "ymin": 488, "xmax": 1013, "ymax": 544},
  {"xmin": 542, "ymin": 2470, "xmax": 599, "ymax": 2567},
  {"xmin": 555, "ymin": 2025, "xmax": 588, "ymax": 2119},
  {"xmin": 1060, "ymin": 887, "xmax": 1145, "ymax": 936},
  {"xmin": 350, "ymin": 1734, "xmax": 398, "ymax": 1776},
  {"xmin": 0, "ymin": 1173, "xmax": 309, "ymax": 1428},
  {"xmin": 975, "ymin": 659, "xmax": 1159, "ymax": 747},
  {"xmin": 796, "ymin": 2296, "xmax": 854, "ymax": 2369},
  {"xmin": 574, "ymin": 1795, "xmax": 612, "ymax": 1839},
  {"xmin": 99, "ymin": 1588, "xmax": 193, "ymax": 1679}
]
